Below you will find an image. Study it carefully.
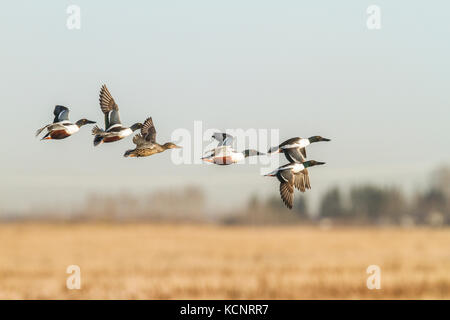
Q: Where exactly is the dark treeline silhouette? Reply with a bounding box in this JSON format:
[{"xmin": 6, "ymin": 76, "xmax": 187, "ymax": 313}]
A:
[
  {"xmin": 317, "ymin": 166, "xmax": 450, "ymax": 226},
  {"xmin": 228, "ymin": 165, "xmax": 450, "ymax": 226},
  {"xmin": 2, "ymin": 166, "xmax": 449, "ymax": 226}
]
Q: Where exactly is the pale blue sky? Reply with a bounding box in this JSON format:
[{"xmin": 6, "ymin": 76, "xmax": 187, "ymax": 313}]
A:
[{"xmin": 0, "ymin": 1, "xmax": 449, "ymax": 213}]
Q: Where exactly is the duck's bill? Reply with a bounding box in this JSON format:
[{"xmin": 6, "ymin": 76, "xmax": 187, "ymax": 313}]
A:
[
  {"xmin": 316, "ymin": 161, "xmax": 326, "ymax": 165},
  {"xmin": 201, "ymin": 157, "xmax": 214, "ymax": 163},
  {"xmin": 124, "ymin": 151, "xmax": 136, "ymax": 157},
  {"xmin": 86, "ymin": 120, "xmax": 97, "ymax": 124},
  {"xmin": 322, "ymin": 138, "xmax": 331, "ymax": 141},
  {"xmin": 267, "ymin": 147, "xmax": 280, "ymax": 154}
]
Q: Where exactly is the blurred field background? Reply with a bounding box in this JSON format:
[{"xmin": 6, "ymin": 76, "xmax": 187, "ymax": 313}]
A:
[
  {"xmin": 1, "ymin": 165, "xmax": 449, "ymax": 299},
  {"xmin": 1, "ymin": 224, "xmax": 449, "ymax": 299}
]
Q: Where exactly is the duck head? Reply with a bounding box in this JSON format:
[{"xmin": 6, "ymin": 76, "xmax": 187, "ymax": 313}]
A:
[
  {"xmin": 267, "ymin": 146, "xmax": 280, "ymax": 154},
  {"xmin": 124, "ymin": 149, "xmax": 137, "ymax": 157},
  {"xmin": 303, "ymin": 160, "xmax": 326, "ymax": 168},
  {"xmin": 130, "ymin": 123, "xmax": 143, "ymax": 132},
  {"xmin": 75, "ymin": 119, "xmax": 96, "ymax": 127},
  {"xmin": 243, "ymin": 149, "xmax": 265, "ymax": 157},
  {"xmin": 308, "ymin": 136, "xmax": 331, "ymax": 143},
  {"xmin": 163, "ymin": 142, "xmax": 182, "ymax": 150}
]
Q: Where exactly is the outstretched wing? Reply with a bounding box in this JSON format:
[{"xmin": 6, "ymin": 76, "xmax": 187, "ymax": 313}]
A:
[
  {"xmin": 141, "ymin": 117, "xmax": 156, "ymax": 143},
  {"xmin": 294, "ymin": 169, "xmax": 308, "ymax": 192},
  {"xmin": 280, "ymin": 182, "xmax": 294, "ymax": 209},
  {"xmin": 132, "ymin": 134, "xmax": 147, "ymax": 147},
  {"xmin": 53, "ymin": 105, "xmax": 69, "ymax": 123},
  {"xmin": 99, "ymin": 85, "xmax": 121, "ymax": 129},
  {"xmin": 212, "ymin": 132, "xmax": 235, "ymax": 146}
]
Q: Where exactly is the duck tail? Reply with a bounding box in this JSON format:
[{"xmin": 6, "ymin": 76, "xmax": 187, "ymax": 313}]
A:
[
  {"xmin": 35, "ymin": 125, "xmax": 49, "ymax": 137},
  {"xmin": 91, "ymin": 125, "xmax": 105, "ymax": 135},
  {"xmin": 41, "ymin": 132, "xmax": 51, "ymax": 140},
  {"xmin": 93, "ymin": 135, "xmax": 104, "ymax": 146}
]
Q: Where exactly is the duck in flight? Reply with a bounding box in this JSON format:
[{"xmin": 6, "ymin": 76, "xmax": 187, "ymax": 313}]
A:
[
  {"xmin": 203, "ymin": 132, "xmax": 235, "ymax": 156},
  {"xmin": 268, "ymin": 136, "xmax": 330, "ymax": 163},
  {"xmin": 202, "ymin": 146, "xmax": 264, "ymax": 165},
  {"xmin": 264, "ymin": 160, "xmax": 325, "ymax": 209},
  {"xmin": 212, "ymin": 132, "xmax": 235, "ymax": 147},
  {"xmin": 124, "ymin": 117, "xmax": 181, "ymax": 157},
  {"xmin": 92, "ymin": 85, "xmax": 143, "ymax": 146},
  {"xmin": 36, "ymin": 105, "xmax": 95, "ymax": 140}
]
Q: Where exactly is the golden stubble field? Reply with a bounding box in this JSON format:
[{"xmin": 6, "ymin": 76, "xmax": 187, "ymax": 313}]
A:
[{"xmin": 0, "ymin": 223, "xmax": 449, "ymax": 299}]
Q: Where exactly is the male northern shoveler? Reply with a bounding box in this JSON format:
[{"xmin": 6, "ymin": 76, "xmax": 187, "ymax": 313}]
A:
[
  {"xmin": 202, "ymin": 146, "xmax": 265, "ymax": 165},
  {"xmin": 203, "ymin": 132, "xmax": 235, "ymax": 156},
  {"xmin": 123, "ymin": 117, "xmax": 181, "ymax": 157},
  {"xmin": 92, "ymin": 85, "xmax": 143, "ymax": 146},
  {"xmin": 264, "ymin": 160, "xmax": 325, "ymax": 209},
  {"xmin": 212, "ymin": 132, "xmax": 235, "ymax": 147},
  {"xmin": 35, "ymin": 105, "xmax": 95, "ymax": 140},
  {"xmin": 268, "ymin": 136, "xmax": 330, "ymax": 163}
]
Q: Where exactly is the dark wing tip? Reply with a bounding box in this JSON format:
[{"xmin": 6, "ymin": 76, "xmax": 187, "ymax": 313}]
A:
[
  {"xmin": 280, "ymin": 182, "xmax": 294, "ymax": 209},
  {"xmin": 141, "ymin": 117, "xmax": 156, "ymax": 142},
  {"xmin": 99, "ymin": 84, "xmax": 118, "ymax": 113}
]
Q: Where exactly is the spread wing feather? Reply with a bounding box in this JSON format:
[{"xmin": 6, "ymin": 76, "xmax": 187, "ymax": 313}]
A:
[
  {"xmin": 280, "ymin": 182, "xmax": 294, "ymax": 209},
  {"xmin": 99, "ymin": 85, "xmax": 121, "ymax": 129},
  {"xmin": 141, "ymin": 117, "xmax": 157, "ymax": 143},
  {"xmin": 99, "ymin": 85, "xmax": 119, "ymax": 113},
  {"xmin": 132, "ymin": 134, "xmax": 147, "ymax": 147},
  {"xmin": 294, "ymin": 172, "xmax": 306, "ymax": 192}
]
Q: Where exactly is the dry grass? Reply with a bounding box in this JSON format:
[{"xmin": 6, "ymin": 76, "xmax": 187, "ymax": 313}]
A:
[{"xmin": 0, "ymin": 223, "xmax": 449, "ymax": 299}]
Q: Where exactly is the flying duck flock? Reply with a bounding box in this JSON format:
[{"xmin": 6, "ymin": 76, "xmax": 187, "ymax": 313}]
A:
[{"xmin": 36, "ymin": 85, "xmax": 330, "ymax": 209}]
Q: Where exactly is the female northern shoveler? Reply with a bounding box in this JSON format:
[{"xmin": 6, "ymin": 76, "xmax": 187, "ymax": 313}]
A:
[
  {"xmin": 264, "ymin": 160, "xmax": 325, "ymax": 209},
  {"xmin": 268, "ymin": 136, "xmax": 330, "ymax": 162},
  {"xmin": 92, "ymin": 85, "xmax": 143, "ymax": 146},
  {"xmin": 35, "ymin": 105, "xmax": 95, "ymax": 140},
  {"xmin": 202, "ymin": 146, "xmax": 264, "ymax": 165},
  {"xmin": 123, "ymin": 117, "xmax": 181, "ymax": 157}
]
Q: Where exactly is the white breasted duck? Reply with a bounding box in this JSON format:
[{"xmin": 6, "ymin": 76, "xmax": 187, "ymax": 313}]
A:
[
  {"xmin": 268, "ymin": 136, "xmax": 330, "ymax": 163},
  {"xmin": 212, "ymin": 132, "xmax": 235, "ymax": 147},
  {"xmin": 202, "ymin": 146, "xmax": 264, "ymax": 165},
  {"xmin": 124, "ymin": 117, "xmax": 181, "ymax": 157},
  {"xmin": 264, "ymin": 160, "xmax": 325, "ymax": 209},
  {"xmin": 92, "ymin": 85, "xmax": 143, "ymax": 146},
  {"xmin": 203, "ymin": 132, "xmax": 236, "ymax": 156},
  {"xmin": 36, "ymin": 105, "xmax": 95, "ymax": 140}
]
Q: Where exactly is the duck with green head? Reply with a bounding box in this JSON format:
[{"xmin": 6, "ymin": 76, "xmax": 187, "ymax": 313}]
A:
[
  {"xmin": 36, "ymin": 105, "xmax": 95, "ymax": 140},
  {"xmin": 268, "ymin": 136, "xmax": 330, "ymax": 163}
]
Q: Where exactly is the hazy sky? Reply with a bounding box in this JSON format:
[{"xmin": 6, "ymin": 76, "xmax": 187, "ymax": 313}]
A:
[{"xmin": 0, "ymin": 1, "xmax": 449, "ymax": 213}]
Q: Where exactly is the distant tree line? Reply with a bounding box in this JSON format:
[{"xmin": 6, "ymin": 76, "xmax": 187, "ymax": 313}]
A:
[
  {"xmin": 2, "ymin": 166, "xmax": 448, "ymax": 226},
  {"xmin": 235, "ymin": 165, "xmax": 450, "ymax": 226},
  {"xmin": 318, "ymin": 166, "xmax": 450, "ymax": 226}
]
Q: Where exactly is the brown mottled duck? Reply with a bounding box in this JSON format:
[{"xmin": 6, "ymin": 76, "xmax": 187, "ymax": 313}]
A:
[{"xmin": 124, "ymin": 117, "xmax": 181, "ymax": 157}]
